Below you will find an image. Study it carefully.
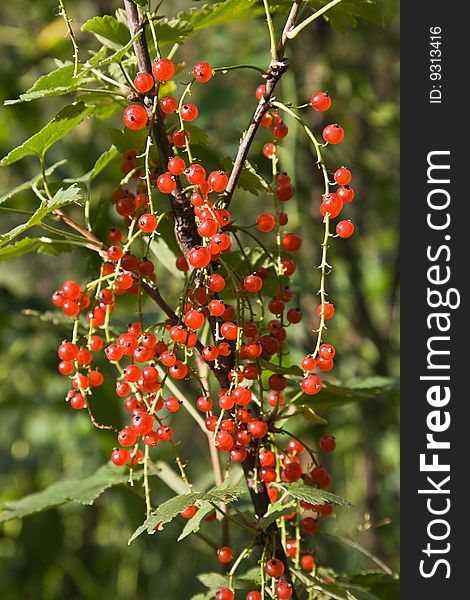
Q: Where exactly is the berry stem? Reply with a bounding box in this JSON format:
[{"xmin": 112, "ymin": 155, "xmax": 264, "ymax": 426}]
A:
[
  {"xmin": 262, "ymin": 0, "xmax": 279, "ymax": 61},
  {"xmin": 58, "ymin": 0, "xmax": 80, "ymax": 77},
  {"xmin": 285, "ymin": 0, "xmax": 344, "ymax": 40}
]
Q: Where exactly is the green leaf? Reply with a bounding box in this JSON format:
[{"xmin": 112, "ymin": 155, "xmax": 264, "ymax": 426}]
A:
[
  {"xmin": 275, "ymin": 482, "xmax": 352, "ymax": 506},
  {"xmin": 1, "ymin": 102, "xmax": 93, "ymax": 165},
  {"xmin": 299, "ymin": 377, "xmax": 399, "ymax": 409},
  {"xmin": 0, "ymin": 237, "xmax": 72, "ymax": 262},
  {"xmin": 148, "ymin": 19, "xmax": 193, "ymax": 47},
  {"xmin": 108, "ymin": 127, "xmax": 148, "ymax": 153},
  {"xmin": 190, "ymin": 594, "xmax": 212, "ymax": 600},
  {"xmin": 177, "ymin": 501, "xmax": 214, "ymax": 541},
  {"xmin": 298, "ymin": 405, "xmax": 328, "ymax": 425},
  {"xmin": 259, "ymin": 359, "xmax": 303, "ymax": 377},
  {"xmin": 273, "ymin": 0, "xmax": 383, "ymax": 33},
  {"xmin": 345, "ymin": 574, "xmax": 400, "ymax": 600},
  {"xmin": 258, "ymin": 498, "xmax": 296, "ymax": 530},
  {"xmin": 178, "ymin": 0, "xmax": 267, "ymax": 32},
  {"xmin": 82, "ymin": 15, "xmax": 130, "ymax": 51},
  {"xmin": 4, "ymin": 64, "xmax": 88, "ymax": 105},
  {"xmin": 0, "ymin": 185, "xmax": 83, "ymax": 247},
  {"xmin": 0, "ymin": 161, "xmax": 66, "ymax": 205},
  {"xmin": 197, "ymin": 571, "xmax": 256, "ymax": 591},
  {"xmin": 185, "ymin": 124, "xmax": 210, "ymax": 147},
  {"xmin": 221, "ymin": 157, "xmax": 271, "ymax": 196},
  {"xmin": 0, "ymin": 463, "xmax": 142, "ymax": 523},
  {"xmin": 128, "ymin": 481, "xmax": 244, "ymax": 544},
  {"xmin": 64, "ymin": 146, "xmax": 119, "ymax": 183}
]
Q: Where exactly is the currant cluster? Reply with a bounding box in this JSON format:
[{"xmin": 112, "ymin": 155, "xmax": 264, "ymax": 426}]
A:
[{"xmin": 51, "ymin": 47, "xmax": 356, "ymax": 599}]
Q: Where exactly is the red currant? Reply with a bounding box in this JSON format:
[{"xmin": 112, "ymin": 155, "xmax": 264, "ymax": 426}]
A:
[
  {"xmin": 323, "ymin": 123, "xmax": 345, "ymax": 144},
  {"xmin": 123, "ymin": 104, "xmax": 148, "ymax": 130},
  {"xmin": 310, "ymin": 91, "xmax": 331, "ymax": 111},
  {"xmin": 193, "ymin": 61, "xmax": 213, "ymax": 82},
  {"xmin": 336, "ymin": 220, "xmax": 355, "ymax": 238},
  {"xmin": 134, "ymin": 71, "xmax": 154, "ymax": 93},
  {"xmin": 152, "ymin": 58, "xmax": 174, "ymax": 81}
]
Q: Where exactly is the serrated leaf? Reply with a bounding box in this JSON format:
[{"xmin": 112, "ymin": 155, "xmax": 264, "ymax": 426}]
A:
[
  {"xmin": 177, "ymin": 501, "xmax": 214, "ymax": 541},
  {"xmin": 0, "ymin": 237, "xmax": 72, "ymax": 262},
  {"xmin": 82, "ymin": 15, "xmax": 130, "ymax": 51},
  {"xmin": 178, "ymin": 0, "xmax": 267, "ymax": 32},
  {"xmin": 221, "ymin": 157, "xmax": 270, "ymax": 196},
  {"xmin": 291, "ymin": 570, "xmax": 358, "ymax": 599},
  {"xmin": 0, "ymin": 185, "xmax": 83, "ymax": 247},
  {"xmin": 148, "ymin": 19, "xmax": 193, "ymax": 47},
  {"xmin": 275, "ymin": 482, "xmax": 352, "ymax": 506},
  {"xmin": 298, "ymin": 377, "xmax": 399, "ymax": 409},
  {"xmin": 272, "ymin": 0, "xmax": 383, "ymax": 33},
  {"xmin": 258, "ymin": 498, "xmax": 296, "ymax": 530},
  {"xmin": 129, "ymin": 481, "xmax": 244, "ymax": 544},
  {"xmin": 4, "ymin": 64, "xmax": 89, "ymax": 105},
  {"xmin": 0, "ymin": 463, "xmax": 142, "ymax": 523},
  {"xmin": 1, "ymin": 102, "xmax": 93, "ymax": 165},
  {"xmin": 0, "ymin": 161, "xmax": 66, "ymax": 205}
]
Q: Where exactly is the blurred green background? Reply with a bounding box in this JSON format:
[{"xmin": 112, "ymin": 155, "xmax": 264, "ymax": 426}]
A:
[{"xmin": 0, "ymin": 1, "xmax": 399, "ymax": 598}]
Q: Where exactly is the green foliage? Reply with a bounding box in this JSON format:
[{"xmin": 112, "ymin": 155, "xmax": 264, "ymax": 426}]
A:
[
  {"xmin": 0, "ymin": 185, "xmax": 82, "ymax": 246},
  {"xmin": 0, "ymin": 463, "xmax": 144, "ymax": 523},
  {"xmin": 0, "ymin": 237, "xmax": 72, "ymax": 262},
  {"xmin": 82, "ymin": 15, "xmax": 130, "ymax": 51},
  {"xmin": 301, "ymin": 377, "xmax": 399, "ymax": 409},
  {"xmin": 129, "ymin": 481, "xmax": 244, "ymax": 544},
  {"xmin": 274, "ymin": 481, "xmax": 352, "ymax": 506},
  {"xmin": 221, "ymin": 157, "xmax": 271, "ymax": 196},
  {"xmin": 0, "ymin": 103, "xmax": 93, "ymax": 164},
  {"xmin": 0, "ymin": 160, "xmax": 66, "ymax": 205},
  {"xmin": 4, "ymin": 64, "xmax": 89, "ymax": 105}
]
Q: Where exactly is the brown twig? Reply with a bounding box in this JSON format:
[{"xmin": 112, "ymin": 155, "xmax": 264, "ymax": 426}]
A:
[{"xmin": 222, "ymin": 0, "xmax": 303, "ymax": 208}]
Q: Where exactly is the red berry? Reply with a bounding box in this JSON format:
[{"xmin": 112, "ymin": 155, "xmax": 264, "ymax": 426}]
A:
[
  {"xmin": 184, "ymin": 309, "xmax": 205, "ymax": 330},
  {"xmin": 180, "ymin": 504, "xmax": 197, "ymax": 519},
  {"xmin": 157, "ymin": 172, "xmax": 177, "ymax": 194},
  {"xmin": 58, "ymin": 341, "xmax": 78, "ymax": 361},
  {"xmin": 138, "ymin": 213, "xmax": 157, "ymax": 233},
  {"xmin": 301, "ymin": 375, "xmax": 322, "ymax": 395},
  {"xmin": 208, "ymin": 299, "xmax": 225, "ymax": 316},
  {"xmin": 131, "ymin": 411, "xmax": 154, "ymax": 435},
  {"xmin": 152, "ymin": 58, "xmax": 174, "ymax": 81},
  {"xmin": 169, "ymin": 361, "xmax": 188, "ymax": 379},
  {"xmin": 160, "ymin": 96, "xmax": 178, "ymax": 114},
  {"xmin": 337, "ymin": 185, "xmax": 355, "ymax": 204},
  {"xmin": 176, "ymin": 255, "xmax": 189, "ymax": 271},
  {"xmin": 193, "ymin": 61, "xmax": 213, "ymax": 82},
  {"xmin": 62, "ymin": 300, "xmax": 80, "ymax": 317},
  {"xmin": 134, "ymin": 71, "xmax": 154, "ymax": 93},
  {"xmin": 276, "ymin": 581, "xmax": 293, "ymax": 599},
  {"xmin": 334, "ymin": 166, "xmax": 352, "ymax": 185},
  {"xmin": 165, "ymin": 396, "xmax": 181, "ymax": 413},
  {"xmin": 321, "ymin": 193, "xmax": 343, "ymax": 218},
  {"xmin": 61, "ymin": 280, "xmax": 81, "ymax": 300},
  {"xmin": 246, "ymin": 592, "xmax": 262, "ymax": 600},
  {"xmin": 123, "ymin": 104, "xmax": 148, "ymax": 130},
  {"xmin": 168, "ymin": 156, "xmax": 186, "ymax": 175},
  {"xmin": 319, "ymin": 343, "xmax": 335, "ymax": 360},
  {"xmin": 319, "ymin": 435, "xmax": 336, "ymax": 452},
  {"xmin": 317, "ymin": 303, "xmax": 335, "ymax": 319},
  {"xmin": 202, "ymin": 344, "xmax": 219, "ymax": 362},
  {"xmin": 301, "ymin": 554, "xmax": 315, "ymax": 571},
  {"xmin": 172, "ymin": 129, "xmax": 190, "ymax": 148},
  {"xmin": 180, "ymin": 103, "xmax": 199, "ymax": 122},
  {"xmin": 220, "ymin": 321, "xmax": 238, "ymax": 340},
  {"xmin": 282, "ymin": 232, "xmax": 302, "ymax": 252},
  {"xmin": 118, "ymin": 427, "xmax": 138, "ymax": 447},
  {"xmin": 336, "ymin": 220, "xmax": 355, "ymax": 238},
  {"xmin": 188, "ymin": 246, "xmax": 211, "ymax": 269},
  {"xmin": 301, "ymin": 516, "xmax": 319, "ymax": 534},
  {"xmin": 208, "ymin": 170, "xmax": 229, "ymax": 193},
  {"xmin": 244, "ymin": 274, "xmax": 263, "ymax": 293},
  {"xmin": 247, "ymin": 420, "xmax": 268, "ymax": 439},
  {"xmin": 263, "ymin": 143, "xmax": 276, "ymax": 158},
  {"xmin": 215, "ymin": 589, "xmax": 234, "ymax": 600},
  {"xmin": 272, "ymin": 122, "xmax": 288, "ymax": 138},
  {"xmin": 323, "ymin": 123, "xmax": 344, "ymax": 144},
  {"xmin": 256, "ymin": 84, "xmax": 266, "ymax": 100},
  {"xmin": 111, "ymin": 448, "xmax": 130, "ymax": 466},
  {"xmin": 310, "ymin": 91, "xmax": 331, "ymax": 111},
  {"xmin": 287, "ymin": 308, "xmax": 302, "ymax": 324},
  {"xmin": 265, "ymin": 559, "xmax": 284, "ymax": 578},
  {"xmin": 217, "ymin": 547, "xmax": 233, "ymax": 563},
  {"xmin": 285, "ymin": 539, "xmax": 297, "ymax": 557},
  {"xmin": 256, "ymin": 213, "xmax": 276, "ymax": 232}
]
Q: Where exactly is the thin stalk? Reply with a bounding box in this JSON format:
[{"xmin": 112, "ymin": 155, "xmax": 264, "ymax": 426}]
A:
[
  {"xmin": 262, "ymin": 0, "xmax": 278, "ymax": 60},
  {"xmin": 286, "ymin": 0, "xmax": 344, "ymax": 39},
  {"xmin": 58, "ymin": 0, "xmax": 80, "ymax": 76}
]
